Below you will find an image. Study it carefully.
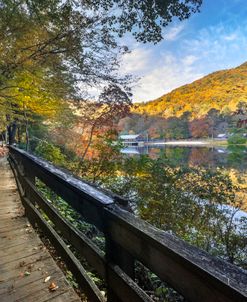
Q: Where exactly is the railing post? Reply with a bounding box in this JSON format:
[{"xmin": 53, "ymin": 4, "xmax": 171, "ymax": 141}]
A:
[
  {"xmin": 23, "ymin": 159, "xmax": 36, "ymax": 184},
  {"xmin": 104, "ymin": 211, "xmax": 135, "ymax": 302},
  {"xmin": 9, "ymin": 150, "xmax": 36, "ymax": 225}
]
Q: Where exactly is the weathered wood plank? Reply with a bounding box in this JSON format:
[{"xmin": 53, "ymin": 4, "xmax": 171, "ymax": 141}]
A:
[
  {"xmin": 0, "ymin": 157, "xmax": 81, "ymax": 302},
  {"xmin": 0, "ymin": 243, "xmax": 45, "ymax": 266},
  {"xmin": 1, "ymin": 275, "xmax": 70, "ymax": 302},
  {"xmin": 0, "ymin": 266, "xmax": 59, "ymax": 295},
  {"xmin": 0, "ymin": 254, "xmax": 51, "ymax": 284},
  {"xmin": 0, "ymin": 222, "xmax": 27, "ymax": 233},
  {"xmin": 47, "ymin": 289, "xmax": 82, "ymax": 302}
]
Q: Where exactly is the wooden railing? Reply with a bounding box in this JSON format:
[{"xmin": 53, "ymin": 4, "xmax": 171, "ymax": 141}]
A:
[{"xmin": 8, "ymin": 146, "xmax": 247, "ymax": 302}]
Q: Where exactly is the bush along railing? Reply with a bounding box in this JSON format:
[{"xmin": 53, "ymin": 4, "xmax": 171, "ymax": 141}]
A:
[{"xmin": 8, "ymin": 146, "xmax": 247, "ymax": 302}]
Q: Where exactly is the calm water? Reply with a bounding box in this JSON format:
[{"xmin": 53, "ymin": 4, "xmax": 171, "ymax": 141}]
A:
[
  {"xmin": 121, "ymin": 145, "xmax": 247, "ymax": 172},
  {"xmin": 121, "ymin": 144, "xmax": 247, "ymax": 209}
]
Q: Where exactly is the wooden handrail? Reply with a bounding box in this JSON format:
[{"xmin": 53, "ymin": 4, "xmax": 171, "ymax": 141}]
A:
[{"xmin": 8, "ymin": 146, "xmax": 247, "ymax": 302}]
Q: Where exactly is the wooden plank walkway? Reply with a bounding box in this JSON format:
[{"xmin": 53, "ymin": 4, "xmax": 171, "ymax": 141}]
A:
[{"xmin": 0, "ymin": 157, "xmax": 81, "ymax": 302}]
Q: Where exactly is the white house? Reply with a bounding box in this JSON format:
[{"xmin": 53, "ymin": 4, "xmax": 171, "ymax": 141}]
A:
[{"xmin": 119, "ymin": 134, "xmax": 145, "ymax": 146}]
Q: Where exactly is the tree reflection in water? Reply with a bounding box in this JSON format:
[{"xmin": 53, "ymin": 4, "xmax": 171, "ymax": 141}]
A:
[{"xmin": 105, "ymin": 149, "xmax": 247, "ymax": 269}]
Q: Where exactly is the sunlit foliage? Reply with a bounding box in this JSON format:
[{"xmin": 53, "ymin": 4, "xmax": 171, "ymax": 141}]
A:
[{"xmin": 134, "ymin": 62, "xmax": 247, "ymax": 118}]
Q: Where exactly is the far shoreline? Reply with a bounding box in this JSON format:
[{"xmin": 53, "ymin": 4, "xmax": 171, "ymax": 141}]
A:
[{"xmin": 145, "ymin": 139, "xmax": 230, "ymax": 147}]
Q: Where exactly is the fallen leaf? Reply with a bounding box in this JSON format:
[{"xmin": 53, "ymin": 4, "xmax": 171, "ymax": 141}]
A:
[
  {"xmin": 44, "ymin": 276, "xmax": 51, "ymax": 283},
  {"xmin": 19, "ymin": 261, "xmax": 26, "ymax": 267},
  {"xmin": 27, "ymin": 264, "xmax": 34, "ymax": 271},
  {"xmin": 49, "ymin": 282, "xmax": 59, "ymax": 291}
]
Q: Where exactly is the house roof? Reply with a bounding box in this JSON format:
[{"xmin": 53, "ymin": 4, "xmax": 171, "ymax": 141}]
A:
[{"xmin": 119, "ymin": 134, "xmax": 140, "ymax": 140}]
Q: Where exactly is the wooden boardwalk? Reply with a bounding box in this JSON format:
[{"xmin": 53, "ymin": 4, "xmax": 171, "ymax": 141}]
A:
[{"xmin": 0, "ymin": 157, "xmax": 81, "ymax": 302}]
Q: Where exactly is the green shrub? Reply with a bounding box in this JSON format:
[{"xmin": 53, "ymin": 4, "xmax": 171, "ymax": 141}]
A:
[
  {"xmin": 35, "ymin": 141, "xmax": 66, "ymax": 165},
  {"xmin": 227, "ymin": 134, "xmax": 247, "ymax": 145}
]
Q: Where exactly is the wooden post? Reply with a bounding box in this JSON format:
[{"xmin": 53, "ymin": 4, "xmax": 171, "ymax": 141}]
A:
[{"xmin": 104, "ymin": 214, "xmax": 135, "ymax": 302}]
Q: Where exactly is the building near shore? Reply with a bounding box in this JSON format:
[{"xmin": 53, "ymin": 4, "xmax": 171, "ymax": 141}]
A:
[{"xmin": 119, "ymin": 134, "xmax": 145, "ymax": 146}]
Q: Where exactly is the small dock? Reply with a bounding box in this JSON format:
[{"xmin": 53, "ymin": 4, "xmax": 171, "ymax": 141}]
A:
[{"xmin": 0, "ymin": 157, "xmax": 81, "ymax": 302}]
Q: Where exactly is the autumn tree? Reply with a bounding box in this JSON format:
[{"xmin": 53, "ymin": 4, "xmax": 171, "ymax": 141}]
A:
[
  {"xmin": 0, "ymin": 0, "xmax": 202, "ymax": 144},
  {"xmin": 189, "ymin": 118, "xmax": 210, "ymax": 138},
  {"xmin": 58, "ymin": 85, "xmax": 131, "ymax": 160}
]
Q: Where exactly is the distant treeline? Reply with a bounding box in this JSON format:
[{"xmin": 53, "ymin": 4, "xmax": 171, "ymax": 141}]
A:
[{"xmin": 118, "ymin": 106, "xmax": 247, "ymax": 139}]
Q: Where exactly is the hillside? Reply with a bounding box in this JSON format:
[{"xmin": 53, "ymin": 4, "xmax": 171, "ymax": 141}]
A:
[
  {"xmin": 119, "ymin": 62, "xmax": 247, "ymax": 139},
  {"xmin": 134, "ymin": 62, "xmax": 247, "ymax": 118}
]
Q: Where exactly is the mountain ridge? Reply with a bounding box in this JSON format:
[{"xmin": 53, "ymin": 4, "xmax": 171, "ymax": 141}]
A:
[{"xmin": 133, "ymin": 61, "xmax": 247, "ymax": 118}]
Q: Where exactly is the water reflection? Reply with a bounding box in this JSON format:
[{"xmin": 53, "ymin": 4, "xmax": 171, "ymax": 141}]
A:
[
  {"xmin": 121, "ymin": 145, "xmax": 247, "ymax": 171},
  {"xmin": 121, "ymin": 145, "xmax": 247, "ymax": 210},
  {"xmin": 118, "ymin": 145, "xmax": 247, "ymax": 269}
]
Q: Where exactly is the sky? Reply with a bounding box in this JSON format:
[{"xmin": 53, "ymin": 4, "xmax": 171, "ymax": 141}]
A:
[{"xmin": 120, "ymin": 0, "xmax": 247, "ymax": 103}]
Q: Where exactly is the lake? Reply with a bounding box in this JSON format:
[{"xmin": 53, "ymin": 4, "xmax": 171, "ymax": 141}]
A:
[
  {"xmin": 119, "ymin": 144, "xmax": 247, "ymax": 270},
  {"xmin": 121, "ymin": 144, "xmax": 247, "ymax": 208},
  {"xmin": 121, "ymin": 145, "xmax": 247, "ymax": 171}
]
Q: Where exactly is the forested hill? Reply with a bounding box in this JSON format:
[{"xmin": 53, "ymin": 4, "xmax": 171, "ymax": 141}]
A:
[{"xmin": 134, "ymin": 62, "xmax": 247, "ymax": 118}]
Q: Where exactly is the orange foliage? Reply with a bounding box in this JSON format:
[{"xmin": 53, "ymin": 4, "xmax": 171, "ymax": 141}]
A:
[
  {"xmin": 189, "ymin": 119, "xmax": 210, "ymax": 138},
  {"xmin": 134, "ymin": 62, "xmax": 247, "ymax": 118}
]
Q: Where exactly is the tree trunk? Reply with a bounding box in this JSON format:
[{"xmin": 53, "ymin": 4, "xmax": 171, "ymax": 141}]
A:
[
  {"xmin": 81, "ymin": 123, "xmax": 96, "ymax": 160},
  {"xmin": 24, "ymin": 109, "xmax": 29, "ymax": 151},
  {"xmin": 25, "ymin": 119, "xmax": 29, "ymax": 151},
  {"xmin": 17, "ymin": 126, "xmax": 21, "ymax": 145},
  {"xmin": 7, "ymin": 122, "xmax": 17, "ymax": 145},
  {"xmin": 1, "ymin": 134, "xmax": 4, "ymax": 146}
]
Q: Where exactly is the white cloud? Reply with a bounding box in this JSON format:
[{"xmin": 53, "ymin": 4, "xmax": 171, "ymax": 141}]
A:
[
  {"xmin": 164, "ymin": 23, "xmax": 186, "ymax": 41},
  {"xmin": 182, "ymin": 55, "xmax": 199, "ymax": 66},
  {"xmin": 132, "ymin": 53, "xmax": 203, "ymax": 102},
  {"xmin": 182, "ymin": 24, "xmax": 247, "ymax": 70},
  {"xmin": 224, "ymin": 33, "xmax": 238, "ymax": 41},
  {"xmin": 121, "ymin": 22, "xmax": 247, "ymax": 103},
  {"xmin": 120, "ymin": 48, "xmax": 151, "ymax": 74}
]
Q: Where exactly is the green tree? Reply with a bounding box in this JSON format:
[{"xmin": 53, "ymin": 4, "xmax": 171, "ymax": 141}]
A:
[
  {"xmin": 35, "ymin": 141, "xmax": 66, "ymax": 165},
  {"xmin": 228, "ymin": 134, "xmax": 247, "ymax": 145}
]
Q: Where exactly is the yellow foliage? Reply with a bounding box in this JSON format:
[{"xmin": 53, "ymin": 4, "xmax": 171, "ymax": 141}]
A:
[{"xmin": 134, "ymin": 62, "xmax": 247, "ymax": 119}]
